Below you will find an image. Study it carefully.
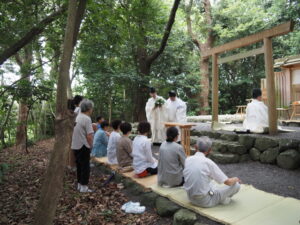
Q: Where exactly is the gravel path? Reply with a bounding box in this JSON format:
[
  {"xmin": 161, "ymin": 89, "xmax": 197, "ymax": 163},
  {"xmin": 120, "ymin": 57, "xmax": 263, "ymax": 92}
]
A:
[{"xmin": 219, "ymin": 161, "xmax": 300, "ymax": 200}]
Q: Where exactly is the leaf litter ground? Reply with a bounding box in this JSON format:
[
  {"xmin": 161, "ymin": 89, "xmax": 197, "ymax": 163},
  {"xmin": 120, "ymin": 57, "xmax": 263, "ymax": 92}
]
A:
[{"xmin": 0, "ymin": 139, "xmax": 171, "ymax": 225}]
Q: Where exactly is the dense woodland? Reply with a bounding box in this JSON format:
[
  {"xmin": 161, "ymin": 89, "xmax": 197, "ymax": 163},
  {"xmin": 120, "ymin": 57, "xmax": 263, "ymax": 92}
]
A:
[{"xmin": 0, "ymin": 0, "xmax": 300, "ymax": 149}]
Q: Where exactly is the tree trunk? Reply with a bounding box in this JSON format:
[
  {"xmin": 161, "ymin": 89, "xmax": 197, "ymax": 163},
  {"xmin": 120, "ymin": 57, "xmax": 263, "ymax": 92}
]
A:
[
  {"xmin": 199, "ymin": 35, "xmax": 213, "ymax": 114},
  {"xmin": 33, "ymin": 1, "xmax": 86, "ymax": 225},
  {"xmin": 0, "ymin": 98, "xmax": 15, "ymax": 148},
  {"xmin": 131, "ymin": 0, "xmax": 181, "ymax": 122},
  {"xmin": 185, "ymin": 0, "xmax": 213, "ymax": 115},
  {"xmin": 15, "ymin": 47, "xmax": 32, "ymax": 151},
  {"xmin": 15, "ymin": 102, "xmax": 28, "ymax": 150}
]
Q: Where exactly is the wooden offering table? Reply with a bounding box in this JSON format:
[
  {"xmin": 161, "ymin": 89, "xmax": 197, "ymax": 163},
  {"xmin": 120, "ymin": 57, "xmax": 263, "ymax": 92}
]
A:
[{"xmin": 164, "ymin": 122, "xmax": 196, "ymax": 156}]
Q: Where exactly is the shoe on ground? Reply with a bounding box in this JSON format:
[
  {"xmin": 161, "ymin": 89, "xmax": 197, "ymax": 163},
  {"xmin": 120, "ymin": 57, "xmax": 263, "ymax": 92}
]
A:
[
  {"xmin": 121, "ymin": 201, "xmax": 140, "ymax": 211},
  {"xmin": 77, "ymin": 183, "xmax": 81, "ymax": 191},
  {"xmin": 221, "ymin": 197, "xmax": 231, "ymax": 205},
  {"xmin": 125, "ymin": 205, "xmax": 146, "ymax": 214},
  {"xmin": 80, "ymin": 185, "xmax": 93, "ymax": 193}
]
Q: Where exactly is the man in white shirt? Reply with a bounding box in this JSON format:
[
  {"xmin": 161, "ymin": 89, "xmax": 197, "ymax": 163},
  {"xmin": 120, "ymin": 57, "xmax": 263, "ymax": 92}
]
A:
[
  {"xmin": 107, "ymin": 120, "xmax": 122, "ymax": 164},
  {"xmin": 243, "ymin": 88, "xmax": 269, "ymax": 133},
  {"xmin": 145, "ymin": 88, "xmax": 168, "ymax": 143},
  {"xmin": 183, "ymin": 136, "xmax": 241, "ymax": 208}
]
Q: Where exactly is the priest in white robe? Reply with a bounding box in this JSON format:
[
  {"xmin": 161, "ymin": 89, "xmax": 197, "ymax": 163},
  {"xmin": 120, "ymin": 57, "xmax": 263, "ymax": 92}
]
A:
[
  {"xmin": 166, "ymin": 91, "xmax": 187, "ymax": 141},
  {"xmin": 145, "ymin": 88, "xmax": 168, "ymax": 143},
  {"xmin": 243, "ymin": 88, "xmax": 269, "ymax": 133}
]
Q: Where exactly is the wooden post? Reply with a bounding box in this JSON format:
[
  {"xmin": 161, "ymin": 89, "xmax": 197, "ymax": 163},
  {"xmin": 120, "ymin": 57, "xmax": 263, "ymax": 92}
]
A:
[
  {"xmin": 264, "ymin": 37, "xmax": 278, "ymax": 134},
  {"xmin": 212, "ymin": 53, "xmax": 219, "ymax": 128}
]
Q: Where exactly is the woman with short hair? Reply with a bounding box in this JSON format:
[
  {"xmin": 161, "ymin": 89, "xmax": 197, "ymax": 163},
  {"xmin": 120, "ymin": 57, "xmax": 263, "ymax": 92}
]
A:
[
  {"xmin": 71, "ymin": 99, "xmax": 94, "ymax": 193},
  {"xmin": 158, "ymin": 127, "xmax": 186, "ymax": 187}
]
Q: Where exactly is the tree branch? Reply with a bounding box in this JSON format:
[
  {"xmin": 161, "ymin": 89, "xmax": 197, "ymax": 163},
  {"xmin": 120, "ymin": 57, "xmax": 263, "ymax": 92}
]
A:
[
  {"xmin": 0, "ymin": 5, "xmax": 67, "ymax": 66},
  {"xmin": 147, "ymin": 0, "xmax": 181, "ymax": 64},
  {"xmin": 185, "ymin": 0, "xmax": 201, "ymax": 49},
  {"xmin": 72, "ymin": 0, "xmax": 87, "ymax": 48}
]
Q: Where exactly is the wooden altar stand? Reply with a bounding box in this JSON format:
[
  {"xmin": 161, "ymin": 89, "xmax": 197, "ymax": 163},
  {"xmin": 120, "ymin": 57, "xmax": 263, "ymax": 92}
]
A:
[{"xmin": 164, "ymin": 122, "xmax": 196, "ymax": 156}]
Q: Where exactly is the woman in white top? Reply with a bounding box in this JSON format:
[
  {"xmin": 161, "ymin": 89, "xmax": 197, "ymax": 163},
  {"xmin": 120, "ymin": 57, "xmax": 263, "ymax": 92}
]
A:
[
  {"xmin": 132, "ymin": 121, "xmax": 157, "ymax": 178},
  {"xmin": 107, "ymin": 120, "xmax": 122, "ymax": 164}
]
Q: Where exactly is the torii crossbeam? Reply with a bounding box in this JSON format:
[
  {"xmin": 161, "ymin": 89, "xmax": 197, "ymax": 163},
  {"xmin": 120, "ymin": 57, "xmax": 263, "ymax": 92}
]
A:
[{"xmin": 203, "ymin": 21, "xmax": 294, "ymax": 135}]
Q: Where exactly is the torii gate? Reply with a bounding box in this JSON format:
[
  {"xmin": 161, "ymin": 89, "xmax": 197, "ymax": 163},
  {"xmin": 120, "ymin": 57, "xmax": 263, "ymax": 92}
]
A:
[{"xmin": 202, "ymin": 21, "xmax": 294, "ymax": 135}]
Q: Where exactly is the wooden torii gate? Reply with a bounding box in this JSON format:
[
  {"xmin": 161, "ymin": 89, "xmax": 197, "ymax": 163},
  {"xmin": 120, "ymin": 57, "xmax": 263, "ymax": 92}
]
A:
[{"xmin": 202, "ymin": 21, "xmax": 294, "ymax": 135}]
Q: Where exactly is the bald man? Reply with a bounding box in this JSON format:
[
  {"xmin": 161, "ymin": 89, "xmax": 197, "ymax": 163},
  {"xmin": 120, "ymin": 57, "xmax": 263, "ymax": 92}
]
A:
[{"xmin": 183, "ymin": 136, "xmax": 241, "ymax": 208}]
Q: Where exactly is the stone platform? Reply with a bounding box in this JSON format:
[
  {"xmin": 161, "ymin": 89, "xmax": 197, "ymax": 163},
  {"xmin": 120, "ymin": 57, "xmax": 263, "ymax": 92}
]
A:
[{"xmin": 190, "ymin": 125, "xmax": 300, "ymax": 170}]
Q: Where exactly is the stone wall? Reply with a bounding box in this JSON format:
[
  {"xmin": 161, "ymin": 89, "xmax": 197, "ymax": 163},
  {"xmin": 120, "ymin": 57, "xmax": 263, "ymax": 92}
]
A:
[{"xmin": 191, "ymin": 130, "xmax": 300, "ymax": 170}]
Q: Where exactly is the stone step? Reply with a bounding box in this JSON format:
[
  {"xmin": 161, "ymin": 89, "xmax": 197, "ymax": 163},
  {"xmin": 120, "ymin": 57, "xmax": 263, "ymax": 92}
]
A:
[
  {"xmin": 190, "ymin": 137, "xmax": 247, "ymax": 155},
  {"xmin": 209, "ymin": 152, "xmax": 240, "ymax": 164}
]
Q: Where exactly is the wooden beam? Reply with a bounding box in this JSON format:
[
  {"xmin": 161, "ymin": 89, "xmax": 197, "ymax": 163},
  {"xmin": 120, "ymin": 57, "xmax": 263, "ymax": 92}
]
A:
[
  {"xmin": 264, "ymin": 37, "xmax": 278, "ymax": 134},
  {"xmin": 218, "ymin": 47, "xmax": 264, "ymax": 64},
  {"xmin": 212, "ymin": 53, "xmax": 219, "ymax": 127},
  {"xmin": 203, "ymin": 21, "xmax": 293, "ymax": 58}
]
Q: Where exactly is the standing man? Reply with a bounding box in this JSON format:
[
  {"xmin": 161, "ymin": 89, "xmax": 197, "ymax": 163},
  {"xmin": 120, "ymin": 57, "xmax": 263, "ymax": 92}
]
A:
[
  {"xmin": 166, "ymin": 90, "xmax": 187, "ymax": 141},
  {"xmin": 145, "ymin": 87, "xmax": 168, "ymax": 143},
  {"xmin": 183, "ymin": 136, "xmax": 241, "ymax": 208}
]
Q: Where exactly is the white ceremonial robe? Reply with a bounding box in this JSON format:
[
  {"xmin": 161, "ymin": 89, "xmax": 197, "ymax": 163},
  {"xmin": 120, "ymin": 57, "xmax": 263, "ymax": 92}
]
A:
[
  {"xmin": 145, "ymin": 96, "xmax": 168, "ymax": 143},
  {"xmin": 166, "ymin": 98, "xmax": 187, "ymax": 141},
  {"xmin": 243, "ymin": 99, "xmax": 269, "ymax": 133}
]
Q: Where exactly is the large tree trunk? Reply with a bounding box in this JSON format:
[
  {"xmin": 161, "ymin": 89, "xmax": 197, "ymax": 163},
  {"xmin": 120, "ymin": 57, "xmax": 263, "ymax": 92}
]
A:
[
  {"xmin": 199, "ymin": 55, "xmax": 210, "ymax": 114},
  {"xmin": 131, "ymin": 0, "xmax": 181, "ymax": 122},
  {"xmin": 15, "ymin": 47, "xmax": 33, "ymax": 151},
  {"xmin": 186, "ymin": 0, "xmax": 213, "ymax": 115},
  {"xmin": 33, "ymin": 1, "xmax": 86, "ymax": 225}
]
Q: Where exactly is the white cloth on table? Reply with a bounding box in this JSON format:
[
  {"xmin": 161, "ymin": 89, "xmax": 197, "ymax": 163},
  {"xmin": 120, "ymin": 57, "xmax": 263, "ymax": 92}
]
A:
[
  {"xmin": 145, "ymin": 96, "xmax": 168, "ymax": 143},
  {"xmin": 132, "ymin": 135, "xmax": 157, "ymax": 174},
  {"xmin": 107, "ymin": 131, "xmax": 121, "ymax": 164},
  {"xmin": 243, "ymin": 99, "xmax": 269, "ymax": 133}
]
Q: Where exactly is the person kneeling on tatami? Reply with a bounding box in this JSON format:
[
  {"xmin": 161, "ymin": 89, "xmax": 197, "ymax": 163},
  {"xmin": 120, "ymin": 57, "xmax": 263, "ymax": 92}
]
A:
[{"xmin": 183, "ymin": 136, "xmax": 241, "ymax": 208}]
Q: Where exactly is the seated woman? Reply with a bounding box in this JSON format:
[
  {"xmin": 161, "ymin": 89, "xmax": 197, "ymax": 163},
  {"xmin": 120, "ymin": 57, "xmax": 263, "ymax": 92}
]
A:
[
  {"xmin": 158, "ymin": 127, "xmax": 186, "ymax": 187},
  {"xmin": 132, "ymin": 121, "xmax": 157, "ymax": 178},
  {"xmin": 91, "ymin": 121, "xmax": 110, "ymax": 158},
  {"xmin": 107, "ymin": 120, "xmax": 122, "ymax": 164},
  {"xmin": 117, "ymin": 122, "xmax": 133, "ymax": 169}
]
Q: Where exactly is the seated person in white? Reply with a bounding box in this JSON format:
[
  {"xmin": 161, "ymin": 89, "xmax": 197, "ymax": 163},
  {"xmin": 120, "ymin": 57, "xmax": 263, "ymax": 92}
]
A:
[
  {"xmin": 107, "ymin": 120, "xmax": 122, "ymax": 164},
  {"xmin": 158, "ymin": 127, "xmax": 186, "ymax": 187},
  {"xmin": 183, "ymin": 136, "xmax": 241, "ymax": 208},
  {"xmin": 243, "ymin": 88, "xmax": 269, "ymax": 133},
  {"xmin": 132, "ymin": 121, "xmax": 157, "ymax": 178}
]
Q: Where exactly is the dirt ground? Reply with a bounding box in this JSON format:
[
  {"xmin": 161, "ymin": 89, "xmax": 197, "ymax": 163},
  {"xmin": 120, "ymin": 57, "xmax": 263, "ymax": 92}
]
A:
[{"xmin": 0, "ymin": 139, "xmax": 168, "ymax": 225}]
